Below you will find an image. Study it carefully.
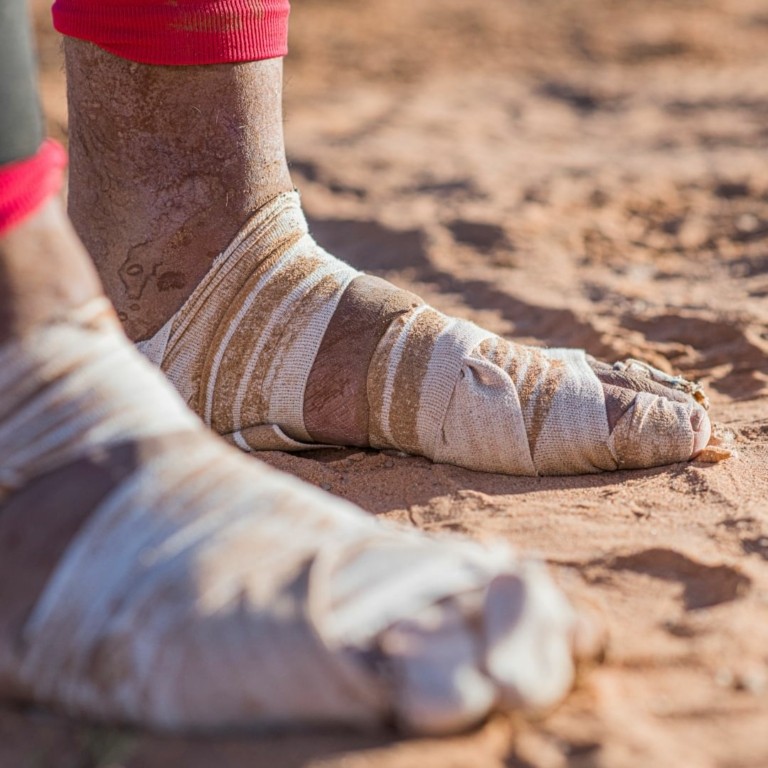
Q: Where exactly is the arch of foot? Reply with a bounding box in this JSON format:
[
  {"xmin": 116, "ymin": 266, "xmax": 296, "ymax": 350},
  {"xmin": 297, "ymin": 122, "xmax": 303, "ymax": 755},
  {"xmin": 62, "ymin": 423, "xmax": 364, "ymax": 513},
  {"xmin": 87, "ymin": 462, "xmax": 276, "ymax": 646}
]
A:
[
  {"xmin": 138, "ymin": 192, "xmax": 706, "ymax": 476},
  {"xmin": 1, "ymin": 304, "xmax": 577, "ymax": 735}
]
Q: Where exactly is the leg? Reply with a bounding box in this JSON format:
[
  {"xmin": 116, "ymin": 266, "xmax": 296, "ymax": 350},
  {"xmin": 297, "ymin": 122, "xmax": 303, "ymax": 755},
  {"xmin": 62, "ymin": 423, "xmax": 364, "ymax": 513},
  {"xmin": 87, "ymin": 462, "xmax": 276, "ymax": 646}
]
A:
[
  {"xmin": 0, "ymin": 0, "xmax": 581, "ymax": 733},
  {"xmin": 65, "ymin": 44, "xmax": 292, "ymax": 340},
  {"xmin": 60, "ymin": 3, "xmax": 711, "ymax": 475}
]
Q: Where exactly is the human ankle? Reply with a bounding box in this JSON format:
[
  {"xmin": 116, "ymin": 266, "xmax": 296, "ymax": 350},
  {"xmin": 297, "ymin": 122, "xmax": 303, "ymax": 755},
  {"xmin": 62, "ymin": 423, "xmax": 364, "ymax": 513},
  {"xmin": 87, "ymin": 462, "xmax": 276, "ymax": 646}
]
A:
[
  {"xmin": 64, "ymin": 38, "xmax": 293, "ymax": 342},
  {"xmin": 0, "ymin": 200, "xmax": 105, "ymax": 343},
  {"xmin": 133, "ymin": 191, "xmax": 707, "ymax": 472}
]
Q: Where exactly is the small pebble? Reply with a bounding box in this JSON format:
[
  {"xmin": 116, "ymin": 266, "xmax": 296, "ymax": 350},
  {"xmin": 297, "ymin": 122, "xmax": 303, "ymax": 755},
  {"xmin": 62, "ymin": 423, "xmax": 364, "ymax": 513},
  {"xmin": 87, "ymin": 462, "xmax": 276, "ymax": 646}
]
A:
[
  {"xmin": 737, "ymin": 213, "xmax": 760, "ymax": 233},
  {"xmin": 697, "ymin": 445, "xmax": 735, "ymax": 463},
  {"xmin": 735, "ymin": 667, "xmax": 768, "ymax": 695}
]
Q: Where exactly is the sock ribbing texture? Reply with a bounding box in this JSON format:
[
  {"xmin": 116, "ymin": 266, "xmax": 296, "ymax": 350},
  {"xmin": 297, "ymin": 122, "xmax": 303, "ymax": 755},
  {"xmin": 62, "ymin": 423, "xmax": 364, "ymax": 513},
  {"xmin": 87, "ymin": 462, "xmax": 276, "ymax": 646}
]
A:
[
  {"xmin": 0, "ymin": 140, "xmax": 67, "ymax": 237},
  {"xmin": 52, "ymin": 0, "xmax": 290, "ymax": 66}
]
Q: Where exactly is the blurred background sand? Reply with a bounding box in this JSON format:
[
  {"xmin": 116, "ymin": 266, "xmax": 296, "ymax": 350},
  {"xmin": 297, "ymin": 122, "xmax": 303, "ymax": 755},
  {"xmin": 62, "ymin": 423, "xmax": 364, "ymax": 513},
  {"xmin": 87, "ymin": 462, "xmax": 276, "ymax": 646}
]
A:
[{"xmin": 6, "ymin": 1, "xmax": 768, "ymax": 765}]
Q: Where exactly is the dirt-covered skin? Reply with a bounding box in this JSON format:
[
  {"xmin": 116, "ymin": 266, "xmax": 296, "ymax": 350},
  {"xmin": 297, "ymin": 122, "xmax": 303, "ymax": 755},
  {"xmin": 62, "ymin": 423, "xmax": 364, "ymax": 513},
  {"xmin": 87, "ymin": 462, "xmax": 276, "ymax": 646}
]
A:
[
  {"xmin": 18, "ymin": 0, "xmax": 768, "ymax": 766},
  {"xmin": 63, "ymin": 37, "xmax": 704, "ymax": 458},
  {"xmin": 65, "ymin": 41, "xmax": 293, "ymax": 341}
]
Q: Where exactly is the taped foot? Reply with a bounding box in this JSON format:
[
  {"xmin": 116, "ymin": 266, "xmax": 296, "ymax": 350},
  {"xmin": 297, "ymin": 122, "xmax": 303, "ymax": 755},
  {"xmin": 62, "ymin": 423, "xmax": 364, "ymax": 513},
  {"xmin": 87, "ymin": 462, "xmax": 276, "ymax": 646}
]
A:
[
  {"xmin": 0, "ymin": 302, "xmax": 579, "ymax": 735},
  {"xmin": 138, "ymin": 192, "xmax": 710, "ymax": 475}
]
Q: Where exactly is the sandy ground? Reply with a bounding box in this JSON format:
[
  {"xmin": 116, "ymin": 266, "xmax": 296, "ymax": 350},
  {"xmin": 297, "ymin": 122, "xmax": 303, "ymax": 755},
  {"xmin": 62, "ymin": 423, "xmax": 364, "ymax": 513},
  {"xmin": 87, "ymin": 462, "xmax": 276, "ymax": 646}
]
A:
[{"xmin": 5, "ymin": 1, "xmax": 768, "ymax": 766}]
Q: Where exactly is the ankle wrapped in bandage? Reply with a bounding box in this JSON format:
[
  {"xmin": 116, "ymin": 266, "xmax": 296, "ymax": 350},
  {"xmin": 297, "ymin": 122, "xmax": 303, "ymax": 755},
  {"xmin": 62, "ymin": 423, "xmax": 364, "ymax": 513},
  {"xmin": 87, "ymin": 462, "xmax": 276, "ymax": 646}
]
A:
[
  {"xmin": 139, "ymin": 194, "xmax": 361, "ymax": 451},
  {"xmin": 0, "ymin": 140, "xmax": 66, "ymax": 238},
  {"xmin": 52, "ymin": 0, "xmax": 291, "ymax": 65},
  {"xmin": 0, "ymin": 303, "xmax": 577, "ymax": 733},
  {"xmin": 0, "ymin": 300, "xmax": 198, "ymax": 501},
  {"xmin": 139, "ymin": 192, "xmax": 702, "ymax": 475}
]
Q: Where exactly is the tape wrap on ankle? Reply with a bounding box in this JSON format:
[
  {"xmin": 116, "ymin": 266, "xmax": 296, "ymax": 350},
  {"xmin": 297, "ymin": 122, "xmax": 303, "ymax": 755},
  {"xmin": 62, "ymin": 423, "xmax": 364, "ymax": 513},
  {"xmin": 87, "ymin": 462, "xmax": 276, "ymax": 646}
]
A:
[
  {"xmin": 137, "ymin": 191, "xmax": 700, "ymax": 475},
  {"xmin": 138, "ymin": 193, "xmax": 360, "ymax": 451},
  {"xmin": 52, "ymin": 0, "xmax": 291, "ymax": 65},
  {"xmin": 1, "ymin": 297, "xmax": 578, "ymax": 732},
  {"xmin": 0, "ymin": 304, "xmax": 199, "ymax": 499}
]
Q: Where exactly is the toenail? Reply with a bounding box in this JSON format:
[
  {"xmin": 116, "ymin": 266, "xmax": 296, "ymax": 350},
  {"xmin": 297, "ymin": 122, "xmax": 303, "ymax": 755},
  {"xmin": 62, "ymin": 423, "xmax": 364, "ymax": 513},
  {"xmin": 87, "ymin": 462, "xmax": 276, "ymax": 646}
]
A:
[{"xmin": 690, "ymin": 405, "xmax": 712, "ymax": 457}]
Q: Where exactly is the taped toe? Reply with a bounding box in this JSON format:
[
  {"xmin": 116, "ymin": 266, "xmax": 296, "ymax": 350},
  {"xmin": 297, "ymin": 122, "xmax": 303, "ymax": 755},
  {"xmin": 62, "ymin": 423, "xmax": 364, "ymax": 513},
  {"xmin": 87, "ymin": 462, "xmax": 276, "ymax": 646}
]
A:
[
  {"xmin": 608, "ymin": 391, "xmax": 707, "ymax": 469},
  {"xmin": 381, "ymin": 600, "xmax": 497, "ymax": 735},
  {"xmin": 483, "ymin": 567, "xmax": 576, "ymax": 711}
]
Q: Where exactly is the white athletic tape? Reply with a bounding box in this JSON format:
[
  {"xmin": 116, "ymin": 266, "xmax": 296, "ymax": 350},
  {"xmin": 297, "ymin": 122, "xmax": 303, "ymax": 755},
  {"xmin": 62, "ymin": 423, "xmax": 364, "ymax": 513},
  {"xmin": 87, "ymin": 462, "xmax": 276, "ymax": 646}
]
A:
[
  {"xmin": 138, "ymin": 195, "xmax": 359, "ymax": 451},
  {"xmin": 1, "ymin": 306, "xmax": 577, "ymax": 732},
  {"xmin": 137, "ymin": 191, "xmax": 698, "ymax": 474},
  {"xmin": 0, "ymin": 305, "xmax": 197, "ymax": 498}
]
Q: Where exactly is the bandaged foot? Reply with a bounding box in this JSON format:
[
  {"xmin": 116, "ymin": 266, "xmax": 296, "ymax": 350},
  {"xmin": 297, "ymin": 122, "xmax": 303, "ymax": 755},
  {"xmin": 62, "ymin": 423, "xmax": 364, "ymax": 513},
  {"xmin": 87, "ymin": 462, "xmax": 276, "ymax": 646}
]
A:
[
  {"xmin": 138, "ymin": 192, "xmax": 710, "ymax": 475},
  {"xmin": 0, "ymin": 301, "xmax": 580, "ymax": 735}
]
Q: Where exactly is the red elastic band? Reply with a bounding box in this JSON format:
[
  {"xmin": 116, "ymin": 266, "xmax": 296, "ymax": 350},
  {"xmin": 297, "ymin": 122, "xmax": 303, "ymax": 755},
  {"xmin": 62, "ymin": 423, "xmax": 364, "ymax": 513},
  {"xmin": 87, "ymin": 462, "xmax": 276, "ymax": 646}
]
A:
[
  {"xmin": 52, "ymin": 0, "xmax": 290, "ymax": 66},
  {"xmin": 0, "ymin": 140, "xmax": 67, "ymax": 238}
]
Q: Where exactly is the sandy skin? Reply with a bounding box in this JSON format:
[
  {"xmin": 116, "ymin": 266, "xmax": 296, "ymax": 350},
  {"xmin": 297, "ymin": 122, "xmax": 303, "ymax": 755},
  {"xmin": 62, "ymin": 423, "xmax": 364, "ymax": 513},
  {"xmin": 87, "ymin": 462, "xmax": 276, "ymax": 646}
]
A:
[{"xmin": 14, "ymin": 0, "xmax": 768, "ymax": 765}]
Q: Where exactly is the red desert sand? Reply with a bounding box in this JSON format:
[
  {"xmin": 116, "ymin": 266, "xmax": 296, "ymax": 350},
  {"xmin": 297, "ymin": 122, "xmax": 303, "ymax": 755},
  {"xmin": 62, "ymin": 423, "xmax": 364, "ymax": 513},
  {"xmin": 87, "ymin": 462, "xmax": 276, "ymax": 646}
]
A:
[{"xmin": 5, "ymin": 1, "xmax": 768, "ymax": 766}]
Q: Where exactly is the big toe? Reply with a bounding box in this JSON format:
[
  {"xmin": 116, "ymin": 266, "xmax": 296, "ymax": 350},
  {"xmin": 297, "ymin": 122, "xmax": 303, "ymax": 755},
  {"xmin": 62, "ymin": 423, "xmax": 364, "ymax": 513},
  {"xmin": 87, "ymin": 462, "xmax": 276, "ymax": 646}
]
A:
[
  {"xmin": 608, "ymin": 391, "xmax": 711, "ymax": 469},
  {"xmin": 382, "ymin": 562, "xmax": 577, "ymax": 735},
  {"xmin": 690, "ymin": 403, "xmax": 712, "ymax": 456}
]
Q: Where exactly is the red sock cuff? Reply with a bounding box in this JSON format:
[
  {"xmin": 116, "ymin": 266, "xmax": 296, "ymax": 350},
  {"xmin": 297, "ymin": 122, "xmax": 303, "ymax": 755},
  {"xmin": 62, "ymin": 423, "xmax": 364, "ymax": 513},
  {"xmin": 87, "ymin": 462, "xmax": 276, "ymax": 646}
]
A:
[
  {"xmin": 52, "ymin": 0, "xmax": 290, "ymax": 66},
  {"xmin": 0, "ymin": 140, "xmax": 67, "ymax": 238}
]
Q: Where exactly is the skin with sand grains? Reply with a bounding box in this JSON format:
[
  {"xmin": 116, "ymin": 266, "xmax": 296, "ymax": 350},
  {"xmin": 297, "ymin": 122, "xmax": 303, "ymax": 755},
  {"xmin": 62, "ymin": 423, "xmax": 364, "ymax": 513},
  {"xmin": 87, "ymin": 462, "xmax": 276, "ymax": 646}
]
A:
[{"xmin": 5, "ymin": 0, "xmax": 766, "ymax": 763}]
